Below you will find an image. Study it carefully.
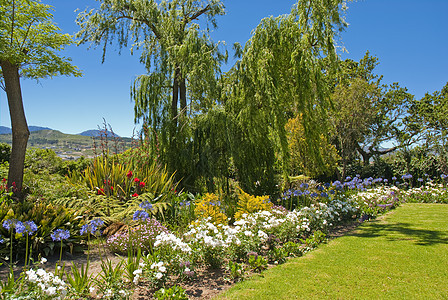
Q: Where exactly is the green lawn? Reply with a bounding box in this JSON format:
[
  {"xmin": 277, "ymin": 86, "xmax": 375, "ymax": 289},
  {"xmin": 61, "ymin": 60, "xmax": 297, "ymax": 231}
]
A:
[{"xmin": 218, "ymin": 204, "xmax": 448, "ymax": 299}]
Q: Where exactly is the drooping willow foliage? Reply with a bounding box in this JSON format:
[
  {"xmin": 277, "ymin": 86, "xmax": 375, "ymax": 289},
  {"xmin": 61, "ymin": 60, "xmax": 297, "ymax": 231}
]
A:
[
  {"xmin": 223, "ymin": 0, "xmax": 348, "ymax": 193},
  {"xmin": 77, "ymin": 0, "xmax": 349, "ymax": 196}
]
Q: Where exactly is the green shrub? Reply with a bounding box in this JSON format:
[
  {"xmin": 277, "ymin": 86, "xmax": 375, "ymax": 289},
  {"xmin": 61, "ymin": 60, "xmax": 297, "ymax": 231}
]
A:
[
  {"xmin": 0, "ymin": 198, "xmax": 84, "ymax": 259},
  {"xmin": 25, "ymin": 148, "xmax": 63, "ymax": 174},
  {"xmin": 0, "ymin": 143, "xmax": 11, "ymax": 163}
]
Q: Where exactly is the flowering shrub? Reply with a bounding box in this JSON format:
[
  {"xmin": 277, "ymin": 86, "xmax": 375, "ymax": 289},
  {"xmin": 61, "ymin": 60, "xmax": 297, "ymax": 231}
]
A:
[
  {"xmin": 402, "ymin": 182, "xmax": 448, "ymax": 203},
  {"xmin": 184, "ymin": 217, "xmax": 239, "ymax": 267},
  {"xmin": 234, "ymin": 188, "xmax": 273, "ymax": 221},
  {"xmin": 6, "ymin": 268, "xmax": 69, "ymax": 299},
  {"xmin": 106, "ymin": 218, "xmax": 169, "ymax": 254},
  {"xmin": 193, "ymin": 193, "xmax": 228, "ymax": 225}
]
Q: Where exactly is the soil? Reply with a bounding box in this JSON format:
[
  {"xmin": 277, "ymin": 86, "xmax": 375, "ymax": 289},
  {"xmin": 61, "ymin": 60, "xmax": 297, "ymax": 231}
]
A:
[{"xmin": 0, "ymin": 220, "xmax": 363, "ymax": 299}]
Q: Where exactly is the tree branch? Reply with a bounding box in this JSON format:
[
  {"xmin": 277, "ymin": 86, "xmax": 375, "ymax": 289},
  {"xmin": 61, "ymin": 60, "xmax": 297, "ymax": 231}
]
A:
[
  {"xmin": 116, "ymin": 14, "xmax": 162, "ymax": 40},
  {"xmin": 183, "ymin": 4, "xmax": 211, "ymax": 25}
]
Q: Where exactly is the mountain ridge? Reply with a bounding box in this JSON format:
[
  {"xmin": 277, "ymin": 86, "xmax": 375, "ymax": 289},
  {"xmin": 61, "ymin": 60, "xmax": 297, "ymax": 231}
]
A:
[{"xmin": 0, "ymin": 126, "xmax": 120, "ymax": 137}]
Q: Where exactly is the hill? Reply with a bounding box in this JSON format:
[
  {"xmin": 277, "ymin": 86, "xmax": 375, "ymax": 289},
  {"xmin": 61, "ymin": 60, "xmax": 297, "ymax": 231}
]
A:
[
  {"xmin": 0, "ymin": 125, "xmax": 52, "ymax": 134},
  {"xmin": 79, "ymin": 129, "xmax": 120, "ymax": 138},
  {"xmin": 0, "ymin": 129, "xmax": 134, "ymax": 159}
]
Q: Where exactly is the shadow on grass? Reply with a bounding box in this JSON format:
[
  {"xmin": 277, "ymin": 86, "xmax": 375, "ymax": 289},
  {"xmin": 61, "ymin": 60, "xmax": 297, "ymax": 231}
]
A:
[{"xmin": 348, "ymin": 220, "xmax": 448, "ymax": 246}]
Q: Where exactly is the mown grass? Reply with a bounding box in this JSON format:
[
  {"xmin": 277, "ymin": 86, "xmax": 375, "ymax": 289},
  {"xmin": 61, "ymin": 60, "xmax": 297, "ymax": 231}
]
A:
[{"xmin": 218, "ymin": 203, "xmax": 448, "ymax": 299}]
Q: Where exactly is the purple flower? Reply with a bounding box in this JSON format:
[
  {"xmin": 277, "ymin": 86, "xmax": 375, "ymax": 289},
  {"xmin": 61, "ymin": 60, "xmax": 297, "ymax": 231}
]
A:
[
  {"xmin": 51, "ymin": 229, "xmax": 70, "ymax": 241},
  {"xmin": 402, "ymin": 173, "xmax": 412, "ymax": 180},
  {"xmin": 80, "ymin": 218, "xmax": 103, "ymax": 235},
  {"xmin": 3, "ymin": 219, "xmax": 20, "ymax": 231},
  {"xmin": 22, "ymin": 221, "xmax": 38, "ymax": 235},
  {"xmin": 139, "ymin": 201, "xmax": 153, "ymax": 211},
  {"xmin": 133, "ymin": 210, "xmax": 150, "ymax": 221}
]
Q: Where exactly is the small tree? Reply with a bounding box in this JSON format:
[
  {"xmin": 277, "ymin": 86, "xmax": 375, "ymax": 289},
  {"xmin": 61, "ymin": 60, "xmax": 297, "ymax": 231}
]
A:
[{"xmin": 0, "ymin": 0, "xmax": 81, "ymax": 197}]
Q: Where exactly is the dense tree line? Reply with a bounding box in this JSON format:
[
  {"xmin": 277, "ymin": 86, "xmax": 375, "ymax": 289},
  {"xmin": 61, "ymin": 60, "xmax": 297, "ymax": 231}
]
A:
[{"xmin": 1, "ymin": 0, "xmax": 447, "ymax": 198}]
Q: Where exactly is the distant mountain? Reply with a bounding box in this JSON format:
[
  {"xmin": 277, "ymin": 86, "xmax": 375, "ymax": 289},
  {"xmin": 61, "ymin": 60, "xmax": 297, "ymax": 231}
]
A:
[
  {"xmin": 0, "ymin": 125, "xmax": 52, "ymax": 135},
  {"xmin": 0, "ymin": 126, "xmax": 11, "ymax": 135},
  {"xmin": 79, "ymin": 129, "xmax": 120, "ymax": 138},
  {"xmin": 29, "ymin": 126, "xmax": 53, "ymax": 132}
]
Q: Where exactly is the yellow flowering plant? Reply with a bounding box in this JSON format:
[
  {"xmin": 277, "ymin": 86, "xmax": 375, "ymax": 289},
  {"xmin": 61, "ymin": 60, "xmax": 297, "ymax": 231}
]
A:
[
  {"xmin": 193, "ymin": 193, "xmax": 228, "ymax": 225},
  {"xmin": 234, "ymin": 188, "xmax": 273, "ymax": 221}
]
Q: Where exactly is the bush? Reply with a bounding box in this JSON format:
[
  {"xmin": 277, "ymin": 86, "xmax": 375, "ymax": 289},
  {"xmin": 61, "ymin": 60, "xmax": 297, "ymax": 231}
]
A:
[
  {"xmin": 193, "ymin": 193, "xmax": 227, "ymax": 225},
  {"xmin": 0, "ymin": 143, "xmax": 11, "ymax": 163},
  {"xmin": 25, "ymin": 148, "xmax": 63, "ymax": 174},
  {"xmin": 106, "ymin": 218, "xmax": 169, "ymax": 254},
  {"xmin": 0, "ymin": 198, "xmax": 84, "ymax": 259},
  {"xmin": 234, "ymin": 188, "xmax": 273, "ymax": 221}
]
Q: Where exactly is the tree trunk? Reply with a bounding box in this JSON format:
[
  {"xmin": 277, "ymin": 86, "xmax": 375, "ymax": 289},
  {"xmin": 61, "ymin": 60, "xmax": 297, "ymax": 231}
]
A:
[
  {"xmin": 171, "ymin": 67, "xmax": 180, "ymax": 132},
  {"xmin": 180, "ymin": 76, "xmax": 187, "ymax": 118},
  {"xmin": 0, "ymin": 59, "xmax": 30, "ymax": 199}
]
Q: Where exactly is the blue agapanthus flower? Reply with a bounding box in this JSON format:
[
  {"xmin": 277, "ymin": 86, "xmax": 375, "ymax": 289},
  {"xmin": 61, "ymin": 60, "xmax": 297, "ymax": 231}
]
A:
[
  {"xmin": 51, "ymin": 229, "xmax": 70, "ymax": 241},
  {"xmin": 80, "ymin": 218, "xmax": 104, "ymax": 235},
  {"xmin": 133, "ymin": 210, "xmax": 150, "ymax": 221},
  {"xmin": 22, "ymin": 221, "xmax": 38, "ymax": 235},
  {"xmin": 3, "ymin": 219, "xmax": 20, "ymax": 231},
  {"xmin": 139, "ymin": 201, "xmax": 153, "ymax": 211}
]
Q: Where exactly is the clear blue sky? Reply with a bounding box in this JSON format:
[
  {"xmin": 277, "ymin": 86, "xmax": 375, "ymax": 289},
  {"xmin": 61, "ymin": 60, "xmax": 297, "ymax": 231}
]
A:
[{"xmin": 1, "ymin": 0, "xmax": 447, "ymax": 137}]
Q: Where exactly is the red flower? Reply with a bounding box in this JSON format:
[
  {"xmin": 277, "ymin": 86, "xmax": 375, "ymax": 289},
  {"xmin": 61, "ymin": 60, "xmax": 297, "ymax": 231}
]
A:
[
  {"xmin": 126, "ymin": 171, "xmax": 133, "ymax": 179},
  {"xmin": 134, "ymin": 178, "xmax": 140, "ymax": 183},
  {"xmin": 110, "ymin": 186, "xmax": 114, "ymax": 191},
  {"xmin": 139, "ymin": 182, "xmax": 145, "ymax": 188},
  {"xmin": 98, "ymin": 188, "xmax": 105, "ymax": 195},
  {"xmin": 1, "ymin": 178, "xmax": 6, "ymax": 183},
  {"xmin": 132, "ymin": 193, "xmax": 139, "ymax": 197}
]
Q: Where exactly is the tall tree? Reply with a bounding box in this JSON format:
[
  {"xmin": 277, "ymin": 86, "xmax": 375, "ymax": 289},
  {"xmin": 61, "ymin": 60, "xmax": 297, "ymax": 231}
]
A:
[
  {"xmin": 76, "ymin": 0, "xmax": 227, "ymax": 185},
  {"xmin": 330, "ymin": 53, "xmax": 415, "ymax": 177},
  {"xmin": 409, "ymin": 82, "xmax": 448, "ymax": 172},
  {"xmin": 0, "ymin": 0, "xmax": 81, "ymax": 196},
  {"xmin": 224, "ymin": 0, "xmax": 348, "ymax": 192}
]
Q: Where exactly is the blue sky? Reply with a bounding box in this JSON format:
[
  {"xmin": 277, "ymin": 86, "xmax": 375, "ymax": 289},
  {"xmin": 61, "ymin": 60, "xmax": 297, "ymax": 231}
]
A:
[{"xmin": 1, "ymin": 0, "xmax": 447, "ymax": 137}]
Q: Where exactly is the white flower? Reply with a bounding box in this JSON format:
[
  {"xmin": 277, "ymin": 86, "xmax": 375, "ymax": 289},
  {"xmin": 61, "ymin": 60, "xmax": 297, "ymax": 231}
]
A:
[
  {"xmin": 133, "ymin": 274, "xmax": 140, "ymax": 284},
  {"xmin": 133, "ymin": 268, "xmax": 143, "ymax": 275},
  {"xmin": 155, "ymin": 272, "xmax": 163, "ymax": 279},
  {"xmin": 104, "ymin": 289, "xmax": 113, "ymax": 297},
  {"xmin": 40, "ymin": 257, "xmax": 47, "ymax": 264},
  {"xmin": 46, "ymin": 286, "xmax": 57, "ymax": 296},
  {"xmin": 258, "ymin": 230, "xmax": 268, "ymax": 242},
  {"xmin": 89, "ymin": 286, "xmax": 96, "ymax": 293},
  {"xmin": 244, "ymin": 230, "xmax": 253, "ymax": 237},
  {"xmin": 26, "ymin": 269, "xmax": 38, "ymax": 283},
  {"xmin": 159, "ymin": 266, "xmax": 167, "ymax": 273}
]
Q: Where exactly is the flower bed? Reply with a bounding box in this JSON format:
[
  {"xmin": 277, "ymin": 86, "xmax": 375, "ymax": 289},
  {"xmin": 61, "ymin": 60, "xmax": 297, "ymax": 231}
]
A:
[{"xmin": 2, "ymin": 176, "xmax": 448, "ymax": 299}]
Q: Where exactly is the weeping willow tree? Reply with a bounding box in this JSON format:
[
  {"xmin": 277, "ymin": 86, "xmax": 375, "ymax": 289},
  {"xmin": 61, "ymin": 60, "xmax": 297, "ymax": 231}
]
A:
[
  {"xmin": 224, "ymin": 0, "xmax": 348, "ymax": 193},
  {"xmin": 76, "ymin": 0, "xmax": 227, "ymax": 187}
]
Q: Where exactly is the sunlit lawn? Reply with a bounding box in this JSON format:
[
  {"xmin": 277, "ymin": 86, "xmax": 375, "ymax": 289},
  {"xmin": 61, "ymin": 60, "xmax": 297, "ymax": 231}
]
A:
[{"xmin": 218, "ymin": 203, "xmax": 448, "ymax": 299}]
